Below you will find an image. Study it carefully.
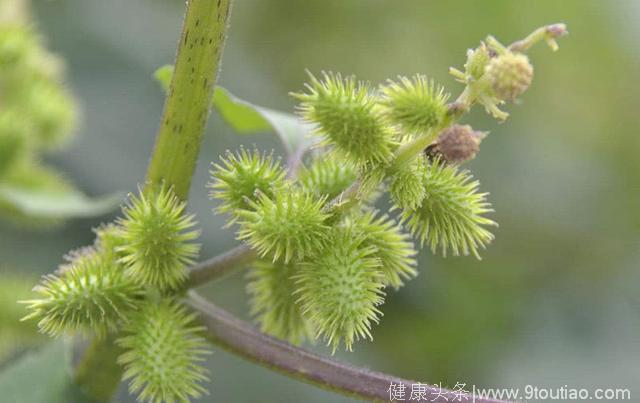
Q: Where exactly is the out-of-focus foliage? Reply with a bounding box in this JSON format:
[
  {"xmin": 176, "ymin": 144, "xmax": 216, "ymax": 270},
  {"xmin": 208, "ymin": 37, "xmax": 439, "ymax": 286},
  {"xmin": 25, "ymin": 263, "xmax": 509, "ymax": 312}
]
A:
[
  {"xmin": 0, "ymin": 0, "xmax": 116, "ymax": 226},
  {"xmin": 1, "ymin": 0, "xmax": 640, "ymax": 402},
  {"xmin": 0, "ymin": 340, "xmax": 88, "ymax": 402},
  {"xmin": 0, "ymin": 272, "xmax": 45, "ymax": 362}
]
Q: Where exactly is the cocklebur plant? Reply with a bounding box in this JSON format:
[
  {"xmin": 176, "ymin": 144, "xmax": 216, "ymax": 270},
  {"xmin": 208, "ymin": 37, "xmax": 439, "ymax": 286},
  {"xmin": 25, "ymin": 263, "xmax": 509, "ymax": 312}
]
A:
[
  {"xmin": 209, "ymin": 24, "xmax": 567, "ymax": 354},
  {"xmin": 23, "ymin": 186, "xmax": 210, "ymax": 402},
  {"xmin": 19, "ymin": 7, "xmax": 567, "ymax": 401}
]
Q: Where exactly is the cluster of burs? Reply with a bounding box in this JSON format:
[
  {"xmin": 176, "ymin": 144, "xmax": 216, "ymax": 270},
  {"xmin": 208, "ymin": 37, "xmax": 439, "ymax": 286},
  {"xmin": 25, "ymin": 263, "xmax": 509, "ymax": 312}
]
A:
[
  {"xmin": 211, "ymin": 25, "xmax": 566, "ymax": 352},
  {"xmin": 0, "ymin": 15, "xmax": 76, "ymax": 224},
  {"xmin": 20, "ymin": 21, "xmax": 565, "ymax": 403}
]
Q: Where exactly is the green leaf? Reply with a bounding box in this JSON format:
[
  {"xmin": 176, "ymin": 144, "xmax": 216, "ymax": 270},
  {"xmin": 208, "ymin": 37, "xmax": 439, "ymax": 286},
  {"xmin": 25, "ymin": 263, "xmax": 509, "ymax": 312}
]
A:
[
  {"xmin": 0, "ymin": 161, "xmax": 120, "ymax": 225},
  {"xmin": 152, "ymin": 65, "xmax": 316, "ymax": 156},
  {"xmin": 212, "ymin": 86, "xmax": 317, "ymax": 155},
  {"xmin": 0, "ymin": 340, "xmax": 89, "ymax": 403},
  {"xmin": 0, "ymin": 184, "xmax": 121, "ymax": 220}
]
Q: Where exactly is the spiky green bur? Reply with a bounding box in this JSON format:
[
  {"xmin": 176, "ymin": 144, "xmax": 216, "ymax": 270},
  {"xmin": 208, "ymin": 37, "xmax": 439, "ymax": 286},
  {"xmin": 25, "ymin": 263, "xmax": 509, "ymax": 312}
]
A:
[
  {"xmin": 400, "ymin": 160, "xmax": 496, "ymax": 259},
  {"xmin": 348, "ymin": 211, "xmax": 417, "ymax": 289},
  {"xmin": 298, "ymin": 154, "xmax": 358, "ymax": 200},
  {"xmin": 21, "ymin": 250, "xmax": 143, "ymax": 337},
  {"xmin": 379, "ymin": 75, "xmax": 450, "ymax": 134},
  {"xmin": 247, "ymin": 260, "xmax": 312, "ymax": 345},
  {"xmin": 237, "ymin": 188, "xmax": 330, "ymax": 263},
  {"xmin": 294, "ymin": 228, "xmax": 385, "ymax": 352},
  {"xmin": 118, "ymin": 187, "xmax": 200, "ymax": 291},
  {"xmin": 117, "ymin": 301, "xmax": 210, "ymax": 403},
  {"xmin": 208, "ymin": 148, "xmax": 286, "ymax": 224},
  {"xmin": 293, "ymin": 72, "xmax": 396, "ymax": 167},
  {"xmin": 389, "ymin": 155, "xmax": 427, "ymax": 210}
]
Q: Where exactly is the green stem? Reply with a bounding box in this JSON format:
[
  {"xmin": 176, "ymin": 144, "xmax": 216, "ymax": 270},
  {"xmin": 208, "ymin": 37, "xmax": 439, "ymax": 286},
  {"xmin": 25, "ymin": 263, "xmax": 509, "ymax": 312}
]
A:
[
  {"xmin": 145, "ymin": 0, "xmax": 232, "ymax": 199},
  {"xmin": 73, "ymin": 337, "xmax": 124, "ymax": 402},
  {"xmin": 392, "ymin": 127, "xmax": 439, "ymax": 168}
]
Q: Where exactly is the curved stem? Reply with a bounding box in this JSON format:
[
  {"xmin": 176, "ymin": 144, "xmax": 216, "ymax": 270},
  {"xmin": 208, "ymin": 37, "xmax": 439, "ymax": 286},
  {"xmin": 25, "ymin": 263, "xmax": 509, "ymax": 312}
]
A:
[
  {"xmin": 187, "ymin": 291, "xmax": 506, "ymax": 403},
  {"xmin": 184, "ymin": 244, "xmax": 255, "ymax": 289}
]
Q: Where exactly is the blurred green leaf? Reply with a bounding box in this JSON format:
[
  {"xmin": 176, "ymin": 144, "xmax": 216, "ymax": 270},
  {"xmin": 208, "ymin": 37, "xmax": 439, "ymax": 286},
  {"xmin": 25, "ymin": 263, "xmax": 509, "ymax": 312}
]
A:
[
  {"xmin": 0, "ymin": 185, "xmax": 120, "ymax": 220},
  {"xmin": 153, "ymin": 65, "xmax": 316, "ymax": 156},
  {"xmin": 0, "ymin": 160, "xmax": 120, "ymax": 226},
  {"xmin": 0, "ymin": 274, "xmax": 45, "ymax": 363},
  {"xmin": 0, "ymin": 340, "xmax": 89, "ymax": 402},
  {"xmin": 212, "ymin": 86, "xmax": 316, "ymax": 155},
  {"xmin": 153, "ymin": 64, "xmax": 173, "ymax": 92}
]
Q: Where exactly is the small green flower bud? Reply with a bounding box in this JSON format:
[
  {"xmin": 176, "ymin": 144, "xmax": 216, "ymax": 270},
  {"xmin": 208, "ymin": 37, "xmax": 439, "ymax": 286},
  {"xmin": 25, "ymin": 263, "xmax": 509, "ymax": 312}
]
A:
[
  {"xmin": 464, "ymin": 43, "xmax": 491, "ymax": 80},
  {"xmin": 485, "ymin": 52, "xmax": 533, "ymax": 101},
  {"xmin": 426, "ymin": 124, "xmax": 485, "ymax": 164}
]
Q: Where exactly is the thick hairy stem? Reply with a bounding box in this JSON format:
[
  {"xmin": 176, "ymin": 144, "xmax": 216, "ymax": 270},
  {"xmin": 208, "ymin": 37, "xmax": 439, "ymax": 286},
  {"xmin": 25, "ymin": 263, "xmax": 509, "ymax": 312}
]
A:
[
  {"xmin": 145, "ymin": 0, "xmax": 232, "ymax": 199},
  {"xmin": 187, "ymin": 292, "xmax": 505, "ymax": 403},
  {"xmin": 74, "ymin": 1, "xmax": 233, "ymax": 399}
]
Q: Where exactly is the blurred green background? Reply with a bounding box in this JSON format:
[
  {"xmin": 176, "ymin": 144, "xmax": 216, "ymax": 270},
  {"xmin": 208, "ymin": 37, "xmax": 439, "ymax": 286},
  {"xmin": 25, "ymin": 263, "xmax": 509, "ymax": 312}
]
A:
[{"xmin": 1, "ymin": 0, "xmax": 639, "ymax": 401}]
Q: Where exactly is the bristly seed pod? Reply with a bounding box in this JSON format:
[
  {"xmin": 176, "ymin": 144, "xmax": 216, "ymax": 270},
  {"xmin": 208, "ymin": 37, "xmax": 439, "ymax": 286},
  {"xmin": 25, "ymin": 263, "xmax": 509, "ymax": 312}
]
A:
[
  {"xmin": 400, "ymin": 159, "xmax": 496, "ymax": 259},
  {"xmin": 117, "ymin": 300, "xmax": 210, "ymax": 403},
  {"xmin": 21, "ymin": 250, "xmax": 143, "ymax": 337},
  {"xmin": 292, "ymin": 71, "xmax": 396, "ymax": 167},
  {"xmin": 347, "ymin": 211, "xmax": 417, "ymax": 289},
  {"xmin": 236, "ymin": 187, "xmax": 330, "ymax": 263},
  {"xmin": 485, "ymin": 52, "xmax": 534, "ymax": 101},
  {"xmin": 208, "ymin": 148, "xmax": 287, "ymax": 225},
  {"xmin": 293, "ymin": 227, "xmax": 385, "ymax": 353},
  {"xmin": 425, "ymin": 124, "xmax": 486, "ymax": 164},
  {"xmin": 389, "ymin": 155, "xmax": 427, "ymax": 210},
  {"xmin": 378, "ymin": 74, "xmax": 450, "ymax": 134},
  {"xmin": 298, "ymin": 153, "xmax": 358, "ymax": 200},
  {"xmin": 247, "ymin": 259, "xmax": 313, "ymax": 345},
  {"xmin": 117, "ymin": 186, "xmax": 200, "ymax": 291}
]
